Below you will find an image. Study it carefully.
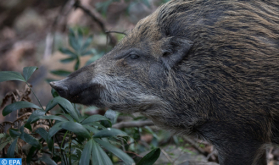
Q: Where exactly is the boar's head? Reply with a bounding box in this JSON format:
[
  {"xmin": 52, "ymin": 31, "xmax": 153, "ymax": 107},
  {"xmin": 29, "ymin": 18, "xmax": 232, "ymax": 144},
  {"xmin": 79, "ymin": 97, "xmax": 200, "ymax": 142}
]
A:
[{"xmin": 50, "ymin": 9, "xmax": 193, "ymax": 116}]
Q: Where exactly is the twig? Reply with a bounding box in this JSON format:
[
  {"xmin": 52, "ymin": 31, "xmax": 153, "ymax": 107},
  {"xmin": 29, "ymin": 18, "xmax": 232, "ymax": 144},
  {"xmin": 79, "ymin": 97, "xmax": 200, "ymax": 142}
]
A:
[
  {"xmin": 112, "ymin": 120, "xmax": 154, "ymax": 129},
  {"xmin": 125, "ymin": 151, "xmax": 142, "ymax": 158},
  {"xmin": 26, "ymin": 83, "xmax": 44, "ymax": 110},
  {"xmin": 44, "ymin": 0, "xmax": 75, "ymax": 59},
  {"xmin": 106, "ymin": 31, "xmax": 127, "ymax": 36},
  {"xmin": 69, "ymin": 133, "xmax": 73, "ymax": 165},
  {"xmin": 182, "ymin": 136, "xmax": 206, "ymax": 155},
  {"xmin": 161, "ymin": 148, "xmax": 174, "ymax": 164},
  {"xmin": 33, "ymin": 140, "xmax": 45, "ymax": 158},
  {"xmin": 139, "ymin": 140, "xmax": 150, "ymax": 149},
  {"xmin": 73, "ymin": 0, "xmax": 117, "ymax": 46},
  {"xmin": 172, "ymin": 146, "xmax": 186, "ymax": 164},
  {"xmin": 121, "ymin": 139, "xmax": 126, "ymax": 152},
  {"xmin": 206, "ymin": 150, "xmax": 217, "ymax": 161}
]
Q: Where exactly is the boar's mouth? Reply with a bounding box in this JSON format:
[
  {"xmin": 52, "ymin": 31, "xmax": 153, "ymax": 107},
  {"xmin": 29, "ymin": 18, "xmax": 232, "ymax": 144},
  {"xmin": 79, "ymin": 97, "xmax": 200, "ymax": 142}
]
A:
[{"xmin": 50, "ymin": 79, "xmax": 163, "ymax": 113}]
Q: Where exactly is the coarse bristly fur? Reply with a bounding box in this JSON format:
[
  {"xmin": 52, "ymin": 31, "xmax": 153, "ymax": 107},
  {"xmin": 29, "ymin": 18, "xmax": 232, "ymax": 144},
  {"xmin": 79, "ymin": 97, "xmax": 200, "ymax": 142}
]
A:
[{"xmin": 50, "ymin": 0, "xmax": 279, "ymax": 164}]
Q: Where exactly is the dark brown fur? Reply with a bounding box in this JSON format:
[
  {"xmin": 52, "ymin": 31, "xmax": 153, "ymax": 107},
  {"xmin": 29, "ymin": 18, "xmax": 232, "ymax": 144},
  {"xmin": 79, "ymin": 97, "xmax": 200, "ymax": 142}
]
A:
[{"xmin": 51, "ymin": 1, "xmax": 279, "ymax": 164}]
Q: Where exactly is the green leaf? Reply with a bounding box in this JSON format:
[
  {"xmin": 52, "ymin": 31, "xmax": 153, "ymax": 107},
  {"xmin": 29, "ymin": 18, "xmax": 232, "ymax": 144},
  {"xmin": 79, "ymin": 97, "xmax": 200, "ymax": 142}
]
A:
[
  {"xmin": 100, "ymin": 120, "xmax": 111, "ymax": 128},
  {"xmin": 91, "ymin": 122, "xmax": 106, "ymax": 129},
  {"xmin": 93, "ymin": 128, "xmax": 127, "ymax": 138},
  {"xmin": 83, "ymin": 125, "xmax": 99, "ymax": 134},
  {"xmin": 81, "ymin": 48, "xmax": 96, "ymax": 56},
  {"xmin": 69, "ymin": 28, "xmax": 80, "ymax": 52},
  {"xmin": 74, "ymin": 58, "xmax": 80, "ymax": 71},
  {"xmin": 95, "ymin": 0, "xmax": 113, "ymax": 16},
  {"xmin": 92, "ymin": 139, "xmax": 113, "ymax": 165},
  {"xmin": 40, "ymin": 154, "xmax": 58, "ymax": 165},
  {"xmin": 81, "ymin": 115, "xmax": 109, "ymax": 125},
  {"xmin": 60, "ymin": 57, "xmax": 76, "ymax": 63},
  {"xmin": 0, "ymin": 140, "xmax": 10, "ymax": 151},
  {"xmin": 77, "ymin": 28, "xmax": 84, "ymax": 48},
  {"xmin": 36, "ymin": 115, "xmax": 69, "ymax": 122},
  {"xmin": 59, "ymin": 47, "xmax": 77, "ymax": 57},
  {"xmin": 51, "ymin": 88, "xmax": 59, "ymax": 97},
  {"xmin": 48, "ymin": 121, "xmax": 67, "ymax": 137},
  {"xmin": 0, "ymin": 134, "xmax": 12, "ymax": 151},
  {"xmin": 61, "ymin": 121, "xmax": 91, "ymax": 139},
  {"xmin": 2, "ymin": 101, "xmax": 41, "ymax": 116},
  {"xmin": 141, "ymin": 0, "xmax": 150, "ymax": 8},
  {"xmin": 0, "ymin": 133, "xmax": 7, "ymax": 139},
  {"xmin": 81, "ymin": 35, "xmax": 93, "ymax": 51},
  {"xmin": 20, "ymin": 131, "xmax": 40, "ymax": 148},
  {"xmin": 95, "ymin": 139, "xmax": 134, "ymax": 165},
  {"xmin": 144, "ymin": 126, "xmax": 158, "ymax": 139},
  {"xmin": 7, "ymin": 137, "xmax": 18, "ymax": 158},
  {"xmin": 50, "ymin": 70, "xmax": 71, "ymax": 77},
  {"xmin": 23, "ymin": 66, "xmax": 38, "ymax": 81},
  {"xmin": 35, "ymin": 128, "xmax": 53, "ymax": 151},
  {"xmin": 35, "ymin": 128, "xmax": 48, "ymax": 140},
  {"xmin": 9, "ymin": 129, "xmax": 20, "ymax": 138},
  {"xmin": 136, "ymin": 148, "xmax": 161, "ymax": 165},
  {"xmin": 46, "ymin": 97, "xmax": 79, "ymax": 121},
  {"xmin": 26, "ymin": 146, "xmax": 37, "ymax": 164},
  {"xmin": 79, "ymin": 139, "xmax": 93, "ymax": 165},
  {"xmin": 56, "ymin": 113, "xmax": 75, "ymax": 122},
  {"xmin": 0, "ymin": 141, "xmax": 10, "ymax": 151},
  {"xmin": 0, "ymin": 71, "xmax": 25, "ymax": 82},
  {"xmin": 104, "ymin": 109, "xmax": 118, "ymax": 124},
  {"xmin": 25, "ymin": 109, "xmax": 45, "ymax": 128}
]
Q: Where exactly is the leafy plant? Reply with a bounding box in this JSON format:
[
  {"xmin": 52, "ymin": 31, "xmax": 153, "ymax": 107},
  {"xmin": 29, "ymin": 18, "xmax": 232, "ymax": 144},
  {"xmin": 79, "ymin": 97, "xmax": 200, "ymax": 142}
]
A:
[
  {"xmin": 0, "ymin": 67, "xmax": 134, "ymax": 165},
  {"xmin": 96, "ymin": 0, "xmax": 170, "ymax": 17},
  {"xmin": 0, "ymin": 27, "xmax": 162, "ymax": 165},
  {"xmin": 96, "ymin": 0, "xmax": 151, "ymax": 17},
  {"xmin": 50, "ymin": 28, "xmax": 97, "ymax": 78},
  {"xmin": 137, "ymin": 148, "xmax": 161, "ymax": 165},
  {"xmin": 0, "ymin": 66, "xmax": 162, "ymax": 165}
]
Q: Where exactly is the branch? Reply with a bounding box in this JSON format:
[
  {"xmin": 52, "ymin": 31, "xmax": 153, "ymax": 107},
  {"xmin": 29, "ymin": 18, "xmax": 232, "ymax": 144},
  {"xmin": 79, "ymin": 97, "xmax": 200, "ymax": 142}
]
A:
[
  {"xmin": 182, "ymin": 136, "xmax": 207, "ymax": 155},
  {"xmin": 106, "ymin": 31, "xmax": 127, "ymax": 36},
  {"xmin": 44, "ymin": 0, "xmax": 75, "ymax": 59},
  {"xmin": 112, "ymin": 120, "xmax": 154, "ymax": 129},
  {"xmin": 161, "ymin": 149, "xmax": 174, "ymax": 164},
  {"xmin": 73, "ymin": 0, "xmax": 117, "ymax": 46}
]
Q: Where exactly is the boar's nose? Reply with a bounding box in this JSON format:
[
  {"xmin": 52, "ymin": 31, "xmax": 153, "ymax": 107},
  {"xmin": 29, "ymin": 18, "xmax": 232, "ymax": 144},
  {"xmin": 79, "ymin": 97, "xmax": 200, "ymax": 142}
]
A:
[{"xmin": 50, "ymin": 81, "xmax": 69, "ymax": 98}]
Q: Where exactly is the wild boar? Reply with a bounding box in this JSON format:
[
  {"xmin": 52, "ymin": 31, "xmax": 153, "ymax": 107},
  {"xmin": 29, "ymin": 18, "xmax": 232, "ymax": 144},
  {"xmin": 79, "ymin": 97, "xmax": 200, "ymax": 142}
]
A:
[{"xmin": 50, "ymin": 0, "xmax": 279, "ymax": 164}]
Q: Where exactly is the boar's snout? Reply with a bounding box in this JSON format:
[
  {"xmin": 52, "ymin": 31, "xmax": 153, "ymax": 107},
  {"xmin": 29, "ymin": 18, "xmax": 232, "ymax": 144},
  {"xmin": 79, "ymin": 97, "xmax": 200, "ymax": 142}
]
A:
[
  {"xmin": 49, "ymin": 81, "xmax": 69, "ymax": 98},
  {"xmin": 50, "ymin": 77, "xmax": 102, "ymax": 106}
]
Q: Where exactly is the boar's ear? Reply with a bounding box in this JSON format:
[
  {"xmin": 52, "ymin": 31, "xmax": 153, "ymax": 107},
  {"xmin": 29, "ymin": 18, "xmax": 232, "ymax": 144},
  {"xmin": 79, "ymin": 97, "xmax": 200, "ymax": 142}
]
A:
[{"xmin": 161, "ymin": 37, "xmax": 192, "ymax": 70}]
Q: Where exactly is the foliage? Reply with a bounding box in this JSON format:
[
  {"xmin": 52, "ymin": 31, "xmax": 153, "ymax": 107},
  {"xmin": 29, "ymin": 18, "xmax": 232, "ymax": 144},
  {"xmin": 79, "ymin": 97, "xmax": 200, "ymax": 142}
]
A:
[
  {"xmin": 50, "ymin": 28, "xmax": 106, "ymax": 78},
  {"xmin": 0, "ymin": 67, "xmax": 135, "ymax": 165},
  {"xmin": 137, "ymin": 148, "xmax": 161, "ymax": 165},
  {"xmin": 0, "ymin": 29, "xmax": 162, "ymax": 165},
  {"xmin": 96, "ymin": 0, "xmax": 171, "ymax": 17}
]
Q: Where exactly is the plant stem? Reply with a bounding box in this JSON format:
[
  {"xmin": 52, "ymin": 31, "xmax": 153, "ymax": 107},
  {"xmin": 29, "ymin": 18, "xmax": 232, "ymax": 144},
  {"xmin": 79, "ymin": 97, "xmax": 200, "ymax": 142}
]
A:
[
  {"xmin": 55, "ymin": 135, "xmax": 68, "ymax": 165},
  {"xmin": 61, "ymin": 131, "xmax": 69, "ymax": 148},
  {"xmin": 26, "ymin": 83, "xmax": 44, "ymax": 110},
  {"xmin": 69, "ymin": 133, "xmax": 73, "ymax": 165}
]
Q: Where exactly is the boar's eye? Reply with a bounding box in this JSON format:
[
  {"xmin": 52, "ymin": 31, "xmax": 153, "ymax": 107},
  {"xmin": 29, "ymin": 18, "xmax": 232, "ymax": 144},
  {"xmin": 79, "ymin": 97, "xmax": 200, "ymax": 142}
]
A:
[{"xmin": 129, "ymin": 54, "xmax": 140, "ymax": 60}]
